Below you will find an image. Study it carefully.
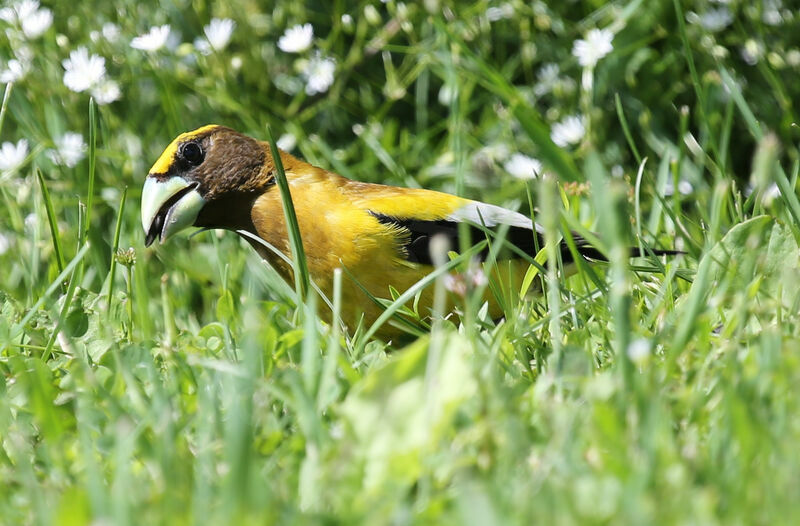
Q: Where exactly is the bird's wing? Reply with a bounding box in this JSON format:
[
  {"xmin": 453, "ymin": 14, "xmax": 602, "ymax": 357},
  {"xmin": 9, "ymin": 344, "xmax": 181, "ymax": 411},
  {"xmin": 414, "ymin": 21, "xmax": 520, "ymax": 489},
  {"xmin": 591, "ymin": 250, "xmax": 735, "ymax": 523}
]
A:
[{"xmin": 343, "ymin": 182, "xmax": 546, "ymax": 265}]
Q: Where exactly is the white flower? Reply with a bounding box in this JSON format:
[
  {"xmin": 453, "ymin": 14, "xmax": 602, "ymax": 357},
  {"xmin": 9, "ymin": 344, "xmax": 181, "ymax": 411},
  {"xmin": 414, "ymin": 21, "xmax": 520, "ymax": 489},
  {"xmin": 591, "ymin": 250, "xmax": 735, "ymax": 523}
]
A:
[
  {"xmin": 0, "ymin": 58, "xmax": 28, "ymax": 83},
  {"xmin": 762, "ymin": 0, "xmax": 783, "ymax": 26},
  {"xmin": 0, "ymin": 0, "xmax": 51, "ymax": 38},
  {"xmin": 193, "ymin": 37, "xmax": 212, "ymax": 56},
  {"xmin": 20, "ymin": 3, "xmax": 51, "ymax": 39},
  {"xmin": 47, "ymin": 132, "xmax": 86, "ymax": 168},
  {"xmin": 61, "ymin": 47, "xmax": 120, "ymax": 103},
  {"xmin": 786, "ymin": 49, "xmax": 800, "ymax": 68},
  {"xmin": 664, "ymin": 178, "xmax": 693, "ymax": 196},
  {"xmin": 0, "ymin": 0, "xmax": 32, "ymax": 22},
  {"xmin": 539, "ymin": 63, "xmax": 560, "ymax": 83},
  {"xmin": 551, "ymin": 115, "xmax": 585, "ymax": 147},
  {"xmin": 627, "ymin": 339, "xmax": 651, "ymax": 364},
  {"xmin": 504, "ymin": 153, "xmax": 542, "ymax": 179},
  {"xmin": 276, "ymin": 133, "xmax": 296, "ymax": 151},
  {"xmin": 204, "ymin": 18, "xmax": 235, "ymax": 50},
  {"xmin": 486, "ymin": 4, "xmax": 513, "ymax": 22},
  {"xmin": 194, "ymin": 19, "xmax": 235, "ymax": 55},
  {"xmin": 0, "ymin": 7, "xmax": 14, "ymax": 23},
  {"xmin": 572, "ymin": 28, "xmax": 614, "ymax": 68},
  {"xmin": 62, "ymin": 47, "xmax": 106, "ymax": 92},
  {"xmin": 130, "ymin": 25, "xmax": 171, "ymax": 52},
  {"xmin": 192, "ymin": 37, "xmax": 212, "ymax": 55},
  {"xmin": 0, "ymin": 231, "xmax": 11, "ymax": 255},
  {"xmin": 14, "ymin": 0, "xmax": 38, "ymax": 20},
  {"xmin": 443, "ymin": 274, "xmax": 466, "ymax": 296},
  {"xmin": 0, "ymin": 139, "xmax": 28, "ymax": 173},
  {"xmin": 15, "ymin": 45, "xmax": 33, "ymax": 63},
  {"xmin": 24, "ymin": 212, "xmax": 36, "ymax": 231},
  {"xmin": 363, "ymin": 5, "xmax": 381, "ymax": 25},
  {"xmin": 443, "ymin": 265, "xmax": 487, "ymax": 297},
  {"xmin": 438, "ymin": 83, "xmax": 456, "ymax": 106},
  {"xmin": 477, "ymin": 143, "xmax": 510, "ymax": 163},
  {"xmin": 534, "ymin": 63, "xmax": 560, "ymax": 96},
  {"xmin": 302, "ymin": 53, "xmax": 335, "ymax": 95},
  {"xmin": 21, "ymin": 9, "xmax": 51, "ymax": 39},
  {"xmin": 467, "ymin": 266, "xmax": 488, "ymax": 288},
  {"xmin": 341, "ymin": 14, "xmax": 353, "ymax": 26},
  {"xmin": 91, "ymin": 78, "xmax": 121, "ymax": 105},
  {"xmin": 751, "ymin": 182, "xmax": 781, "ymax": 205},
  {"xmin": 741, "ymin": 39, "xmax": 764, "ymax": 66},
  {"xmin": 699, "ymin": 7, "xmax": 733, "ymax": 32},
  {"xmin": 278, "ymin": 23, "xmax": 313, "ymax": 53},
  {"xmin": 101, "ymin": 186, "xmax": 120, "ymax": 204},
  {"xmin": 102, "ymin": 22, "xmax": 120, "ymax": 42}
]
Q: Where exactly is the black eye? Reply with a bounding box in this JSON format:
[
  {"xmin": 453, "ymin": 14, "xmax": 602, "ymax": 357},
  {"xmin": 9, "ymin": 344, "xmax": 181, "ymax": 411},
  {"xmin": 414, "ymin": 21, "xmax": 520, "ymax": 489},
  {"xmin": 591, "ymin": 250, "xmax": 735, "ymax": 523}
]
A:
[{"xmin": 180, "ymin": 142, "xmax": 204, "ymax": 166}]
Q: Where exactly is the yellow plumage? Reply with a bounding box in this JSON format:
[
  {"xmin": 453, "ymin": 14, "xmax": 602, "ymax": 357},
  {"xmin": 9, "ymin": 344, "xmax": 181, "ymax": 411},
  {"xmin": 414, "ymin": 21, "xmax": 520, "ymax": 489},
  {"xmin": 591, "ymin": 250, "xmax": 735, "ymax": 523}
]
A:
[{"xmin": 241, "ymin": 158, "xmax": 506, "ymax": 332}]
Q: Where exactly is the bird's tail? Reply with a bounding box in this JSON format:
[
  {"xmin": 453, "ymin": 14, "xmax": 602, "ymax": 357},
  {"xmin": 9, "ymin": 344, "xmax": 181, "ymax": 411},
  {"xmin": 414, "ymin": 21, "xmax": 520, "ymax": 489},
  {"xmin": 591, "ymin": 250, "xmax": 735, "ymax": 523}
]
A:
[{"xmin": 570, "ymin": 242, "xmax": 684, "ymax": 261}]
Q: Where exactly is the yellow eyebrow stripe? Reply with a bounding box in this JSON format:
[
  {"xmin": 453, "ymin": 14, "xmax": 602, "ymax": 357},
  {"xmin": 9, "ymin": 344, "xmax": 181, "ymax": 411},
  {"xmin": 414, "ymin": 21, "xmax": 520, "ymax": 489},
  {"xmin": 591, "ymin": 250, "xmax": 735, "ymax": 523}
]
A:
[{"xmin": 148, "ymin": 124, "xmax": 219, "ymax": 175}]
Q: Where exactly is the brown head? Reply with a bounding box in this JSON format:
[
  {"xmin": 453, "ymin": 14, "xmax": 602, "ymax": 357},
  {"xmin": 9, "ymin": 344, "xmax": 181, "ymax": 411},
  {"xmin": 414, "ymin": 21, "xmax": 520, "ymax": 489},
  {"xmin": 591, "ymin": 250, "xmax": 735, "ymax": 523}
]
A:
[{"xmin": 141, "ymin": 125, "xmax": 276, "ymax": 246}]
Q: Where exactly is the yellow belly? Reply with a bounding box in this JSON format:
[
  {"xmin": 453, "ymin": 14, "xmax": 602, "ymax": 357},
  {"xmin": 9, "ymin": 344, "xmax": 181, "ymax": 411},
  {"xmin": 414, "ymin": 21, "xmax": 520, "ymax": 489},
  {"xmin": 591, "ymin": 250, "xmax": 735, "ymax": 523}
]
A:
[{"xmin": 316, "ymin": 257, "xmax": 532, "ymax": 339}]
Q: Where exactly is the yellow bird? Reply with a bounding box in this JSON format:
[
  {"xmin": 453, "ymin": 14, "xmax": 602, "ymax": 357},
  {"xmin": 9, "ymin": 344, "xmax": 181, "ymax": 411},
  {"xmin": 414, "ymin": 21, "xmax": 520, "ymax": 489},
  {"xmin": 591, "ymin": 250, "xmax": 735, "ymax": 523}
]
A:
[{"xmin": 141, "ymin": 125, "xmax": 675, "ymax": 335}]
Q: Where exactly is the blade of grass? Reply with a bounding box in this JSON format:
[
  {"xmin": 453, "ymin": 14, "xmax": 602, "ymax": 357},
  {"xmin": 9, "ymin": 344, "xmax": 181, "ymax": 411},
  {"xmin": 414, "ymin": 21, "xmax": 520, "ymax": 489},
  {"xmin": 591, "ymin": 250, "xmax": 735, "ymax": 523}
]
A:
[
  {"xmin": 317, "ymin": 267, "xmax": 342, "ymax": 412},
  {"xmin": 105, "ymin": 186, "xmax": 127, "ymax": 301},
  {"xmin": 633, "ymin": 158, "xmax": 647, "ymax": 256},
  {"xmin": 81, "ymin": 98, "xmax": 97, "ymax": 247},
  {"xmin": 36, "ymin": 168, "xmax": 66, "ymax": 274},
  {"xmin": 615, "ymin": 93, "xmax": 642, "ymax": 166},
  {"xmin": 719, "ymin": 68, "xmax": 762, "ymax": 140},
  {"xmin": 42, "ymin": 262, "xmax": 80, "ymax": 361},
  {"xmin": 540, "ymin": 174, "xmax": 563, "ymax": 375},
  {"xmin": 0, "ymin": 82, "xmax": 12, "ymax": 136},
  {"xmin": 265, "ymin": 125, "xmax": 309, "ymax": 300},
  {"xmin": 301, "ymin": 292, "xmax": 320, "ymax": 396},
  {"xmin": 718, "ymin": 98, "xmax": 735, "ymax": 175}
]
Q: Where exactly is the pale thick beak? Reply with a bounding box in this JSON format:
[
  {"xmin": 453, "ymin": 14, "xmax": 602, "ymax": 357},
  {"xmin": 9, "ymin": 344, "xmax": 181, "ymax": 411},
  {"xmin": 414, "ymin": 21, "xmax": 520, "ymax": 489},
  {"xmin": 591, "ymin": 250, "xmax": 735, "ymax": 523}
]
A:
[{"xmin": 141, "ymin": 176, "xmax": 205, "ymax": 247}]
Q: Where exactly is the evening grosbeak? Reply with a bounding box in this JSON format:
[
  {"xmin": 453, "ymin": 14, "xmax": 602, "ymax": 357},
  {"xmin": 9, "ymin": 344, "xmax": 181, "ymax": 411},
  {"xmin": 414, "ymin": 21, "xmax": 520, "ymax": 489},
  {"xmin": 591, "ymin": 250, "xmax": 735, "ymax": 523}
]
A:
[{"xmin": 141, "ymin": 125, "xmax": 678, "ymax": 335}]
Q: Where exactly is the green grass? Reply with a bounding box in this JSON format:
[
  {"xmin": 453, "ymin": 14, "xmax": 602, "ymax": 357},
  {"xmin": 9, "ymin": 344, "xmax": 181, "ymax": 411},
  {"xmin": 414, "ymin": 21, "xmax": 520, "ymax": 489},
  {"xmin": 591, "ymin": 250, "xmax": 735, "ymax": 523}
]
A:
[{"xmin": 2, "ymin": 1, "xmax": 800, "ymax": 524}]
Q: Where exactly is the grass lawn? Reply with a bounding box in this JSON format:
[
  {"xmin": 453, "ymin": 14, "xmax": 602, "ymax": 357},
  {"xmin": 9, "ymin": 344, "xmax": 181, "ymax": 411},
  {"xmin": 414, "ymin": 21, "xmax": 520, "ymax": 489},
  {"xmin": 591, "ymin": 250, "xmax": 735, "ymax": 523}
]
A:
[{"xmin": 1, "ymin": 0, "xmax": 800, "ymax": 524}]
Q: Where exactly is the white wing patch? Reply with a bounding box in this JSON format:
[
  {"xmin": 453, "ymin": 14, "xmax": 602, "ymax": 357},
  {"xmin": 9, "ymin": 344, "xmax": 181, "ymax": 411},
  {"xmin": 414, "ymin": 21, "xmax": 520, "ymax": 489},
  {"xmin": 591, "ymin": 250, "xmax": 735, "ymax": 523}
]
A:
[{"xmin": 447, "ymin": 201, "xmax": 544, "ymax": 233}]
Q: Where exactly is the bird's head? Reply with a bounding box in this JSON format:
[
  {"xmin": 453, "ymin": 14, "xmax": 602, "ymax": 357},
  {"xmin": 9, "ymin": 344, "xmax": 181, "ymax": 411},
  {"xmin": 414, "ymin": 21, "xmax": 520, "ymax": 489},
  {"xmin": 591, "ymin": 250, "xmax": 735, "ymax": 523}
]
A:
[{"xmin": 141, "ymin": 125, "xmax": 274, "ymax": 247}]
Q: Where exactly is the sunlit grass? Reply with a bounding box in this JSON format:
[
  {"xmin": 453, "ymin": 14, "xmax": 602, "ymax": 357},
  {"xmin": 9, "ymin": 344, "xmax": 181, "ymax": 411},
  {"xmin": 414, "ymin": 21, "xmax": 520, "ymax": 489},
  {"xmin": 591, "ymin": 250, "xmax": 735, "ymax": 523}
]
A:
[{"xmin": 2, "ymin": 1, "xmax": 800, "ymax": 524}]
